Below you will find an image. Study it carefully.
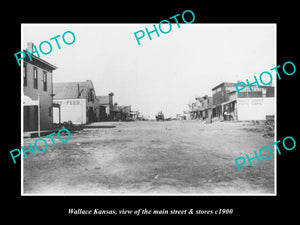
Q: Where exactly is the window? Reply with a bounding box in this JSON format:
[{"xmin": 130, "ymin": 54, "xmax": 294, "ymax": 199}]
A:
[
  {"xmin": 48, "ymin": 107, "xmax": 52, "ymax": 117},
  {"xmin": 33, "ymin": 67, "xmax": 38, "ymax": 89},
  {"xmin": 88, "ymin": 89, "xmax": 94, "ymax": 102},
  {"xmin": 43, "ymin": 71, "xmax": 47, "ymax": 91},
  {"xmin": 23, "ymin": 63, "xmax": 27, "ymax": 86}
]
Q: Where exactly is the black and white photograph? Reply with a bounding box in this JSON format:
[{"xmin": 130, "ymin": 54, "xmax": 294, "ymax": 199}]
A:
[
  {"xmin": 3, "ymin": 4, "xmax": 298, "ymax": 220},
  {"xmin": 21, "ymin": 23, "xmax": 276, "ymax": 195}
]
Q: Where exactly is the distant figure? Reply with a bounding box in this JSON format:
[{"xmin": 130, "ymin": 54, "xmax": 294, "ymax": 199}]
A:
[
  {"xmin": 223, "ymin": 111, "xmax": 228, "ymax": 121},
  {"xmin": 156, "ymin": 111, "xmax": 165, "ymax": 121}
]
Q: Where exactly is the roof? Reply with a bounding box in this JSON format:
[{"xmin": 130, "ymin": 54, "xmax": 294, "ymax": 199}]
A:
[
  {"xmin": 112, "ymin": 105, "xmax": 131, "ymax": 113},
  {"xmin": 212, "ymin": 82, "xmax": 235, "ymax": 91},
  {"xmin": 24, "ymin": 53, "xmax": 57, "ymax": 71},
  {"xmin": 195, "ymin": 95, "xmax": 211, "ymax": 101},
  {"xmin": 96, "ymin": 96, "xmax": 109, "ymax": 105},
  {"xmin": 53, "ymin": 81, "xmax": 93, "ymax": 99}
]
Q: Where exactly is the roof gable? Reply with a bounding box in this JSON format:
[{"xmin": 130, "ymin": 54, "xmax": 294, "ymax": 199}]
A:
[
  {"xmin": 96, "ymin": 96, "xmax": 110, "ymax": 105},
  {"xmin": 53, "ymin": 81, "xmax": 94, "ymax": 99}
]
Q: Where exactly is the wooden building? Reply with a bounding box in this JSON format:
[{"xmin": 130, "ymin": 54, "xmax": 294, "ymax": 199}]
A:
[
  {"xmin": 211, "ymin": 82, "xmax": 236, "ymax": 118},
  {"xmin": 95, "ymin": 93, "xmax": 114, "ymax": 121},
  {"xmin": 195, "ymin": 95, "xmax": 213, "ymax": 120},
  {"xmin": 23, "ymin": 43, "xmax": 57, "ymax": 132},
  {"xmin": 53, "ymin": 80, "xmax": 98, "ymax": 124},
  {"xmin": 222, "ymin": 84, "xmax": 275, "ymax": 121}
]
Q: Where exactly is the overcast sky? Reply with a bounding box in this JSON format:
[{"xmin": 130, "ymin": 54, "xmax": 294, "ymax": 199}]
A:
[{"xmin": 22, "ymin": 24, "xmax": 276, "ymax": 118}]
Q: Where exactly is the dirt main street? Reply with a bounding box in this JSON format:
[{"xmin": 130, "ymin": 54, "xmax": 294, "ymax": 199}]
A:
[{"xmin": 23, "ymin": 120, "xmax": 275, "ymax": 195}]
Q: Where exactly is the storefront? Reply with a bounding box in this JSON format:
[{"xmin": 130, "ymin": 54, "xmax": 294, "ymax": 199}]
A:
[
  {"xmin": 222, "ymin": 99, "xmax": 237, "ymax": 120},
  {"xmin": 53, "ymin": 98, "xmax": 87, "ymax": 125},
  {"xmin": 23, "ymin": 95, "xmax": 40, "ymax": 136},
  {"xmin": 212, "ymin": 105, "xmax": 222, "ymax": 118},
  {"xmin": 237, "ymin": 98, "xmax": 274, "ymax": 120}
]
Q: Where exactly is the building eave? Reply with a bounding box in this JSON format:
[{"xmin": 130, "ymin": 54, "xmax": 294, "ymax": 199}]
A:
[{"xmin": 24, "ymin": 53, "xmax": 57, "ymax": 71}]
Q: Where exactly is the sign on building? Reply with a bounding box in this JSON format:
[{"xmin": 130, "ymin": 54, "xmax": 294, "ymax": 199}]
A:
[
  {"xmin": 53, "ymin": 99, "xmax": 87, "ymax": 124},
  {"xmin": 237, "ymin": 98, "xmax": 275, "ymax": 120}
]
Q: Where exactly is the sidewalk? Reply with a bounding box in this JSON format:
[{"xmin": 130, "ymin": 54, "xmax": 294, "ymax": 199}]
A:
[
  {"xmin": 83, "ymin": 122, "xmax": 116, "ymax": 129},
  {"xmin": 23, "ymin": 126, "xmax": 84, "ymax": 138},
  {"xmin": 23, "ymin": 130, "xmax": 55, "ymax": 138}
]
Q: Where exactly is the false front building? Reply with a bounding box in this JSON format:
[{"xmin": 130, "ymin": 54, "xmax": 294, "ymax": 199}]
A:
[
  {"xmin": 212, "ymin": 82, "xmax": 275, "ymax": 121},
  {"xmin": 222, "ymin": 84, "xmax": 275, "ymax": 121},
  {"xmin": 211, "ymin": 82, "xmax": 236, "ymax": 119},
  {"xmin": 53, "ymin": 80, "xmax": 98, "ymax": 125},
  {"xmin": 95, "ymin": 93, "xmax": 114, "ymax": 121},
  {"xmin": 195, "ymin": 95, "xmax": 213, "ymax": 120}
]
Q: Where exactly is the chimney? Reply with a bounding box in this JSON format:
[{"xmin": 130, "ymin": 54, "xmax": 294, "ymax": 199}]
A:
[
  {"xmin": 27, "ymin": 42, "xmax": 34, "ymax": 52},
  {"xmin": 77, "ymin": 83, "xmax": 81, "ymax": 98},
  {"xmin": 109, "ymin": 92, "xmax": 114, "ymax": 107}
]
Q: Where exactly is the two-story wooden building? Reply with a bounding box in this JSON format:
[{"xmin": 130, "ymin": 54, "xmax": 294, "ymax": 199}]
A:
[
  {"xmin": 95, "ymin": 92, "xmax": 114, "ymax": 121},
  {"xmin": 211, "ymin": 82, "xmax": 236, "ymax": 119},
  {"xmin": 195, "ymin": 95, "xmax": 213, "ymax": 120},
  {"xmin": 23, "ymin": 43, "xmax": 57, "ymax": 132},
  {"xmin": 222, "ymin": 84, "xmax": 275, "ymax": 121}
]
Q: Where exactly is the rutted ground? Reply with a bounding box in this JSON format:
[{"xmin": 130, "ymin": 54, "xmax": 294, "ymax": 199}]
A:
[{"xmin": 23, "ymin": 120, "xmax": 274, "ymax": 195}]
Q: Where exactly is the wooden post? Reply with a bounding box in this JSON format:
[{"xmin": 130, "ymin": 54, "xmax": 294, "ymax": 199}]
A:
[
  {"xmin": 38, "ymin": 94, "xmax": 40, "ymax": 137},
  {"xmin": 59, "ymin": 104, "xmax": 61, "ymax": 125}
]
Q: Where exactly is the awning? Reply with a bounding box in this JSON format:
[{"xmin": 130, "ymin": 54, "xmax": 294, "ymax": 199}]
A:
[
  {"xmin": 222, "ymin": 99, "xmax": 237, "ymax": 106},
  {"xmin": 201, "ymin": 106, "xmax": 213, "ymax": 111},
  {"xmin": 23, "ymin": 94, "xmax": 40, "ymax": 137},
  {"xmin": 23, "ymin": 95, "xmax": 39, "ymax": 106}
]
